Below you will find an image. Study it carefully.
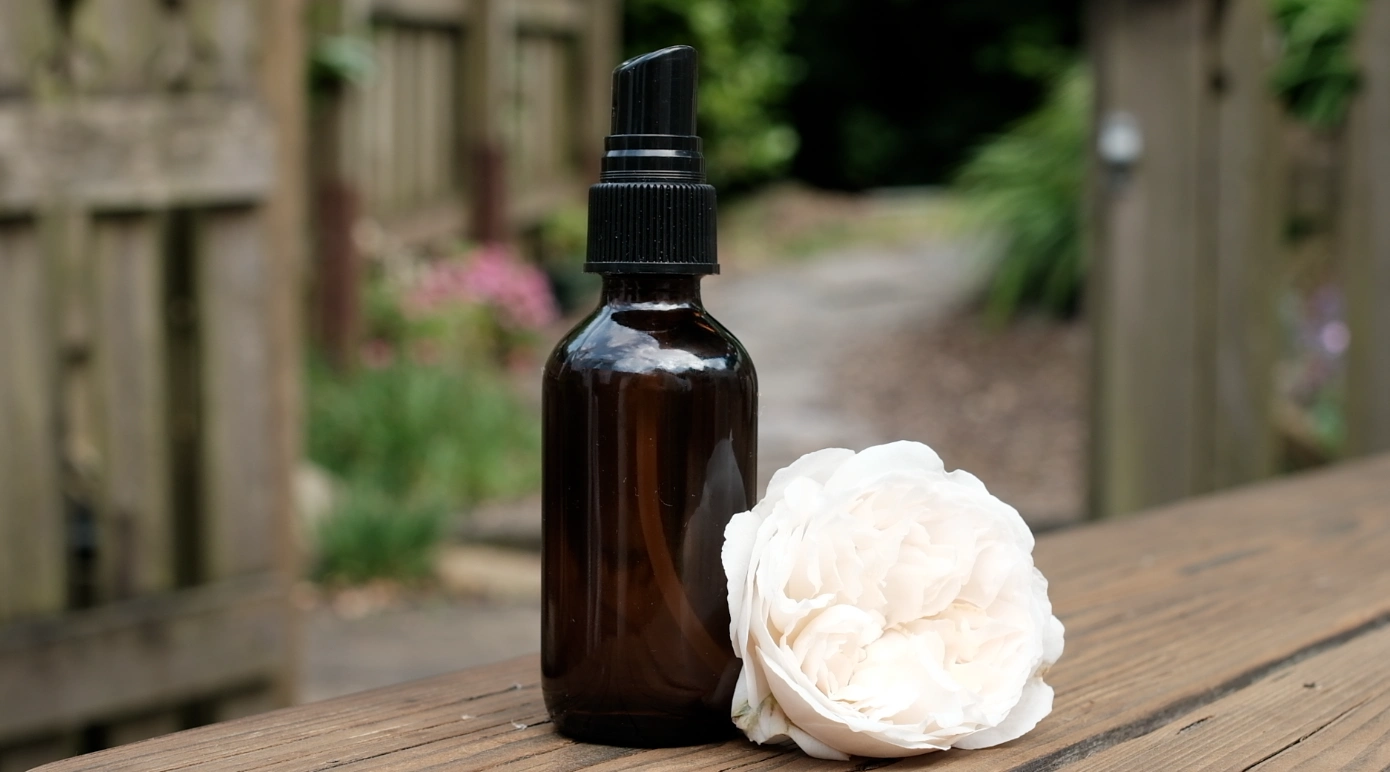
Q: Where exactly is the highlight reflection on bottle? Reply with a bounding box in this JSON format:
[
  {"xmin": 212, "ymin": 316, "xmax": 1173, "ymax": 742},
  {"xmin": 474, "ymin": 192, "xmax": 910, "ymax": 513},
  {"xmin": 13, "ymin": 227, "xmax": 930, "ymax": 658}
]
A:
[{"xmin": 541, "ymin": 46, "xmax": 758, "ymax": 747}]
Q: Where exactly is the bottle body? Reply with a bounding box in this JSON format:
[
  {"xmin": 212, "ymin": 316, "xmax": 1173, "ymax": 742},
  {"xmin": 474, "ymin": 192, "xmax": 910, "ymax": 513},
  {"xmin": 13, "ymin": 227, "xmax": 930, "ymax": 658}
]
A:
[{"xmin": 541, "ymin": 276, "xmax": 757, "ymax": 747}]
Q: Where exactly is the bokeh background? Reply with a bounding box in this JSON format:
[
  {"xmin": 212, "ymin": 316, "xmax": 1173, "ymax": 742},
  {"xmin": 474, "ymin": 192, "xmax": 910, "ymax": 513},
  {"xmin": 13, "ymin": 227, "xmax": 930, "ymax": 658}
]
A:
[{"xmin": 1, "ymin": 0, "xmax": 1387, "ymax": 766}]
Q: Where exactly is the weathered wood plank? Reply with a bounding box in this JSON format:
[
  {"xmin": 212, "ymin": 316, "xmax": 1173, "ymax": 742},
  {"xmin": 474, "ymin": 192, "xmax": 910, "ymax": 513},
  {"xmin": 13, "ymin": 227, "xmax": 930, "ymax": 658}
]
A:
[
  {"xmin": 0, "ymin": 576, "xmax": 288, "ymax": 746},
  {"xmin": 0, "ymin": 222, "xmax": 65, "ymax": 623},
  {"xmin": 1089, "ymin": 0, "xmax": 1281, "ymax": 517},
  {"xmin": 197, "ymin": 209, "xmax": 275, "ymax": 579},
  {"xmin": 34, "ymin": 456, "xmax": 1390, "ymax": 772},
  {"xmin": 93, "ymin": 215, "xmax": 172, "ymax": 599},
  {"xmin": 185, "ymin": 0, "xmax": 260, "ymax": 91},
  {"xmin": 69, "ymin": 0, "xmax": 162, "ymax": 93},
  {"xmin": 582, "ymin": 0, "xmax": 619, "ymax": 182},
  {"xmin": 1208, "ymin": 0, "xmax": 1280, "ymax": 489},
  {"xmin": 0, "ymin": 0, "xmax": 58, "ymax": 96},
  {"xmin": 380, "ymin": 195, "xmax": 467, "ymax": 246},
  {"xmin": 1343, "ymin": 0, "xmax": 1390, "ymax": 456},
  {"xmin": 1088, "ymin": 0, "xmax": 1208, "ymax": 517},
  {"xmin": 415, "ymin": 30, "xmax": 439, "ymax": 206},
  {"xmin": 369, "ymin": 25, "xmax": 397, "ymax": 213},
  {"xmin": 516, "ymin": 0, "xmax": 585, "ymax": 34},
  {"xmin": 254, "ymin": 0, "xmax": 307, "ymax": 709},
  {"xmin": 0, "ymin": 97, "xmax": 274, "ymax": 212},
  {"xmin": 371, "ymin": 0, "xmax": 475, "ymax": 27},
  {"xmin": 467, "ymin": 0, "xmax": 516, "ymax": 241},
  {"xmin": 1068, "ymin": 625, "xmax": 1390, "ymax": 771}
]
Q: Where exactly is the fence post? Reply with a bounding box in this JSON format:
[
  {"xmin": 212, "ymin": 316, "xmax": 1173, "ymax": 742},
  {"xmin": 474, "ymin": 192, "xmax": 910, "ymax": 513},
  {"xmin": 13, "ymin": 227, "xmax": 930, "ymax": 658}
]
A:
[
  {"xmin": 468, "ymin": 0, "xmax": 516, "ymax": 243},
  {"xmin": 1089, "ymin": 0, "xmax": 1283, "ymax": 517},
  {"xmin": 1342, "ymin": 0, "xmax": 1390, "ymax": 456}
]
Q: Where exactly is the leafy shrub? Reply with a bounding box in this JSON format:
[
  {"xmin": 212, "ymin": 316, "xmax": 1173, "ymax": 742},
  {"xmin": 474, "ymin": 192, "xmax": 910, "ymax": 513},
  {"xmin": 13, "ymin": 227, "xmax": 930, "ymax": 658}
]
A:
[
  {"xmin": 307, "ymin": 361, "xmax": 541, "ymax": 510},
  {"xmin": 956, "ymin": 65, "xmax": 1089, "ymax": 324},
  {"xmin": 1271, "ymin": 0, "xmax": 1365, "ymax": 128},
  {"xmin": 625, "ymin": 0, "xmax": 802, "ymax": 187},
  {"xmin": 313, "ymin": 485, "xmax": 448, "ymax": 585}
]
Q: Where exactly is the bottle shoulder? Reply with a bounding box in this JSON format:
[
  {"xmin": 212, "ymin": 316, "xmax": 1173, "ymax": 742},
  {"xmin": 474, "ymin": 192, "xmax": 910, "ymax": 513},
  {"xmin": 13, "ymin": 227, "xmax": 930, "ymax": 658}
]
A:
[{"xmin": 546, "ymin": 303, "xmax": 756, "ymax": 380}]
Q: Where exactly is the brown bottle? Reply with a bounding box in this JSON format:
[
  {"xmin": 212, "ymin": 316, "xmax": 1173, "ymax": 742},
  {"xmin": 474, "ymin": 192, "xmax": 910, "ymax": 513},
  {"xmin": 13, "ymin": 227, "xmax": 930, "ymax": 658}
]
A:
[{"xmin": 541, "ymin": 46, "xmax": 757, "ymax": 747}]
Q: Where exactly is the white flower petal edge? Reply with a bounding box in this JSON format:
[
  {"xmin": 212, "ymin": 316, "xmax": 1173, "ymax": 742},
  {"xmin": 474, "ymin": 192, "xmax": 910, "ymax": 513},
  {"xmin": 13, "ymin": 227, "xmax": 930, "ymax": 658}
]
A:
[{"xmin": 723, "ymin": 441, "xmax": 1065, "ymax": 760}]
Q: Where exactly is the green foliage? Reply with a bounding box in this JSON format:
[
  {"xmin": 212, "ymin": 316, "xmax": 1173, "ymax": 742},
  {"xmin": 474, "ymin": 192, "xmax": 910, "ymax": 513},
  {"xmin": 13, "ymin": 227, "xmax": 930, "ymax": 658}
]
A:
[
  {"xmin": 530, "ymin": 206, "xmax": 599, "ymax": 314},
  {"xmin": 956, "ymin": 64, "xmax": 1089, "ymax": 324},
  {"xmin": 306, "ymin": 358, "xmax": 540, "ymax": 584},
  {"xmin": 1271, "ymin": 0, "xmax": 1365, "ymax": 128},
  {"xmin": 313, "ymin": 485, "xmax": 448, "ymax": 585},
  {"xmin": 307, "ymin": 361, "xmax": 541, "ymax": 511},
  {"xmin": 308, "ymin": 34, "xmax": 375, "ymax": 96},
  {"xmin": 625, "ymin": 0, "xmax": 802, "ymax": 187}
]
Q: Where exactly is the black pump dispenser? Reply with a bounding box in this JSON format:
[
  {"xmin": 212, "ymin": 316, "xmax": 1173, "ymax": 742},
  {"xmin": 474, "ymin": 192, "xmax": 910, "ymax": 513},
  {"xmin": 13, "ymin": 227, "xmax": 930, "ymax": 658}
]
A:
[{"xmin": 584, "ymin": 45, "xmax": 718, "ymax": 274}]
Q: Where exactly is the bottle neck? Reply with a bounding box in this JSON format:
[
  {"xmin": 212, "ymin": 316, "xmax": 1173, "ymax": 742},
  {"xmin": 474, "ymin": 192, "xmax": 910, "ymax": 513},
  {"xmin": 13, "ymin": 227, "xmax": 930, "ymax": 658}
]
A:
[{"xmin": 600, "ymin": 274, "xmax": 703, "ymax": 306}]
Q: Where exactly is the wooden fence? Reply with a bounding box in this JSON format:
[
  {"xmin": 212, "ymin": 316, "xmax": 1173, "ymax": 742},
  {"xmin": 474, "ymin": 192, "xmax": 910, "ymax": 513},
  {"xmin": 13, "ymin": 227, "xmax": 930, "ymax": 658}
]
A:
[
  {"xmin": 0, "ymin": 1, "xmax": 303, "ymax": 768},
  {"xmin": 309, "ymin": 0, "xmax": 616, "ymax": 362},
  {"xmin": 1089, "ymin": 0, "xmax": 1390, "ymax": 517}
]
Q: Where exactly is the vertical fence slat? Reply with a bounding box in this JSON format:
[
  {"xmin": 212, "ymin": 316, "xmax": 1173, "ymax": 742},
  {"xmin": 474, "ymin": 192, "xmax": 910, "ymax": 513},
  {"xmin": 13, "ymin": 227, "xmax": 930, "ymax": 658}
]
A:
[
  {"xmin": 1089, "ymin": 0, "xmax": 1209, "ymax": 516},
  {"xmin": 373, "ymin": 27, "xmax": 397, "ymax": 214},
  {"xmin": 582, "ymin": 0, "xmax": 618, "ymax": 181},
  {"xmin": 1089, "ymin": 0, "xmax": 1280, "ymax": 517},
  {"xmin": 0, "ymin": 222, "xmax": 65, "ymax": 622},
  {"xmin": 410, "ymin": 31, "xmax": 430, "ymax": 210},
  {"xmin": 392, "ymin": 30, "xmax": 414, "ymax": 213},
  {"xmin": 0, "ymin": 0, "xmax": 56, "ymax": 95},
  {"xmin": 1344, "ymin": 0, "xmax": 1390, "ymax": 455},
  {"xmin": 421, "ymin": 31, "xmax": 444, "ymax": 205},
  {"xmin": 440, "ymin": 31, "xmax": 459, "ymax": 200},
  {"xmin": 71, "ymin": 0, "xmax": 162, "ymax": 93},
  {"xmin": 1209, "ymin": 0, "xmax": 1281, "ymax": 488},
  {"xmin": 198, "ymin": 209, "xmax": 274, "ymax": 579},
  {"xmin": 187, "ymin": 0, "xmax": 259, "ymax": 91},
  {"xmin": 93, "ymin": 215, "xmax": 173, "ymax": 599}
]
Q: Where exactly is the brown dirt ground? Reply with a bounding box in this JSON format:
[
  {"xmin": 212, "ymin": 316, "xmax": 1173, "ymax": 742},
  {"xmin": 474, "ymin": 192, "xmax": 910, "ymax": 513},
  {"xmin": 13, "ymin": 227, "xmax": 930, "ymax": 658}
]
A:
[{"xmin": 838, "ymin": 311, "xmax": 1088, "ymax": 529}]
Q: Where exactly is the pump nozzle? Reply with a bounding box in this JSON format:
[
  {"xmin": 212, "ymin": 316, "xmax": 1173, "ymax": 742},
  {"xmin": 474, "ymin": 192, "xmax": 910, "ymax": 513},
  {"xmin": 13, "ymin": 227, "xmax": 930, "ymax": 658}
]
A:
[
  {"xmin": 586, "ymin": 45, "xmax": 717, "ymax": 274},
  {"xmin": 600, "ymin": 46, "xmax": 704, "ymax": 183},
  {"xmin": 611, "ymin": 45, "xmax": 698, "ymax": 136}
]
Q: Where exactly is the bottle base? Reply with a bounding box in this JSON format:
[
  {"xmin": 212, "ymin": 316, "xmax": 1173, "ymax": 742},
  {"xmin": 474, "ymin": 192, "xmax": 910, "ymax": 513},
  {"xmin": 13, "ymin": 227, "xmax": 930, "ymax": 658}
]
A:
[{"xmin": 552, "ymin": 710, "xmax": 740, "ymax": 748}]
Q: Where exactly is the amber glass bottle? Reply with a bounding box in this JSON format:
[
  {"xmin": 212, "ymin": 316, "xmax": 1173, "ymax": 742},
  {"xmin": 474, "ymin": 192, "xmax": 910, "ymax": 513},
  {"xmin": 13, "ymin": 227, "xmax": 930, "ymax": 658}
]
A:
[{"xmin": 541, "ymin": 46, "xmax": 757, "ymax": 747}]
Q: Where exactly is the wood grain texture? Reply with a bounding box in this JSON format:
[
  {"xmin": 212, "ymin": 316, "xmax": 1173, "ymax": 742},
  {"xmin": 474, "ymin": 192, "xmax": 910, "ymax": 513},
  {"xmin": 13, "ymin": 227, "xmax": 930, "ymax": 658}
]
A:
[
  {"xmin": 1343, "ymin": 0, "xmax": 1390, "ymax": 456},
  {"xmin": 0, "ymin": 96, "xmax": 273, "ymax": 212},
  {"xmin": 255, "ymin": 0, "xmax": 308, "ymax": 709},
  {"xmin": 1089, "ymin": 0, "xmax": 1208, "ymax": 516},
  {"xmin": 1089, "ymin": 0, "xmax": 1281, "ymax": 517},
  {"xmin": 197, "ymin": 209, "xmax": 275, "ymax": 579},
  {"xmin": 93, "ymin": 214, "xmax": 173, "ymax": 599},
  {"xmin": 35, "ymin": 456, "xmax": 1390, "ymax": 772},
  {"xmin": 1208, "ymin": 0, "xmax": 1280, "ymax": 490},
  {"xmin": 0, "ymin": 576, "xmax": 288, "ymax": 746},
  {"xmin": 0, "ymin": 222, "xmax": 65, "ymax": 623},
  {"xmin": 1069, "ymin": 625, "xmax": 1390, "ymax": 771}
]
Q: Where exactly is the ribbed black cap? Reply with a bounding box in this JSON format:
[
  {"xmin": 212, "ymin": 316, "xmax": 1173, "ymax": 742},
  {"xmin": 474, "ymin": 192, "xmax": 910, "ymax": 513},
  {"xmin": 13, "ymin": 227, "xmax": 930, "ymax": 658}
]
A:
[{"xmin": 584, "ymin": 46, "xmax": 718, "ymax": 275}]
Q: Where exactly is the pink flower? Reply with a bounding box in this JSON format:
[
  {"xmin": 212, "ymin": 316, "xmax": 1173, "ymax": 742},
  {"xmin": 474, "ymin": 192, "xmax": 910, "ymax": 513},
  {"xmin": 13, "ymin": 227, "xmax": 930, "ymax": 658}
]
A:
[{"xmin": 406, "ymin": 245, "xmax": 559, "ymax": 331}]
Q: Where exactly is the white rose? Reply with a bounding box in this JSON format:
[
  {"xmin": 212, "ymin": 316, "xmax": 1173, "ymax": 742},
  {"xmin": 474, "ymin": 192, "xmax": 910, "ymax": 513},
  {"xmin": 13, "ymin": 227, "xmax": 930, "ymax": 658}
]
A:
[{"xmin": 722, "ymin": 441, "xmax": 1064, "ymax": 760}]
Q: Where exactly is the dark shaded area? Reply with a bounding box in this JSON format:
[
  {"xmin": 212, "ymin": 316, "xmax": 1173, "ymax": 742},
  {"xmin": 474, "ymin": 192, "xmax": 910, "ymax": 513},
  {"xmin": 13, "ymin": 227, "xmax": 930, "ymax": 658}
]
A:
[{"xmin": 787, "ymin": 0, "xmax": 1082, "ymax": 189}]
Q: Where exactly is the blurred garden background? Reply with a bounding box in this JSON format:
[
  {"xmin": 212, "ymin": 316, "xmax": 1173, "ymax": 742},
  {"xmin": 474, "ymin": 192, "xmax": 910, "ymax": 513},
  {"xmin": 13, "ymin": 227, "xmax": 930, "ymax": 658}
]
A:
[{"xmin": 2, "ymin": 0, "xmax": 1389, "ymax": 764}]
